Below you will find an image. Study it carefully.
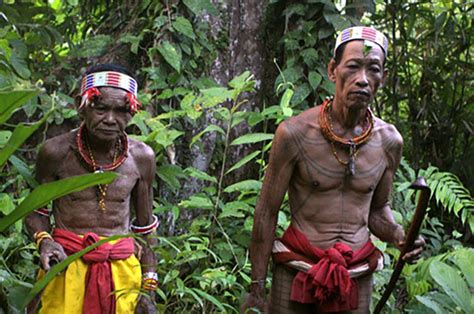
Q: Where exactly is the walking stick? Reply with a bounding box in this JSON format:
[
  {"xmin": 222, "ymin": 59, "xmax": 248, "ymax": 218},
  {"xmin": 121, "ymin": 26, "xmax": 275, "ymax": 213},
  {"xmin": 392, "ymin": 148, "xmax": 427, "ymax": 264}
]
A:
[{"xmin": 373, "ymin": 177, "xmax": 430, "ymax": 314}]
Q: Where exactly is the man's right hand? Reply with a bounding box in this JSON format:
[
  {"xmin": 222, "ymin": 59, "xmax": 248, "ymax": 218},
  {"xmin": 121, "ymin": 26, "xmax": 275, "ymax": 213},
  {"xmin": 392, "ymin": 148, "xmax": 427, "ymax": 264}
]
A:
[
  {"xmin": 241, "ymin": 286, "xmax": 267, "ymax": 314},
  {"xmin": 39, "ymin": 239, "xmax": 67, "ymax": 271}
]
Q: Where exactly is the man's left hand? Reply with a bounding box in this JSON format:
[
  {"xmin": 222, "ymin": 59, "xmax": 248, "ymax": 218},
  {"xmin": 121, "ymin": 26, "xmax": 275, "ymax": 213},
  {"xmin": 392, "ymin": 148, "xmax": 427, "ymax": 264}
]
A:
[
  {"xmin": 397, "ymin": 235, "xmax": 426, "ymax": 264},
  {"xmin": 135, "ymin": 293, "xmax": 157, "ymax": 314}
]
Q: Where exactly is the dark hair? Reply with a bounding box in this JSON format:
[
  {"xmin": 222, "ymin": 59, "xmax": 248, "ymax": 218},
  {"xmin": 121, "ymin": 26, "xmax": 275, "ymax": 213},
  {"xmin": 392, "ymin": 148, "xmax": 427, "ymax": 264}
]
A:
[
  {"xmin": 84, "ymin": 63, "xmax": 136, "ymax": 80},
  {"xmin": 334, "ymin": 40, "xmax": 386, "ymax": 66}
]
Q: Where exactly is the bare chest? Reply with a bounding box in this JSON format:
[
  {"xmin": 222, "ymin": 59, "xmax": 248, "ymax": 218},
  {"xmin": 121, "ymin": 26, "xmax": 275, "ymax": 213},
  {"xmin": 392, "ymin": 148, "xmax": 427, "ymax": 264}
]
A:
[
  {"xmin": 291, "ymin": 134, "xmax": 387, "ymax": 193},
  {"xmin": 55, "ymin": 150, "xmax": 140, "ymax": 203}
]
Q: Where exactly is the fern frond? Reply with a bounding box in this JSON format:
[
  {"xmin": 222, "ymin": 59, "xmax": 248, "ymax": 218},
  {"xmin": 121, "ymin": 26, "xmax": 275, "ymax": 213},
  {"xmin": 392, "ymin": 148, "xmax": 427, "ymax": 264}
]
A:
[{"xmin": 421, "ymin": 167, "xmax": 474, "ymax": 230}]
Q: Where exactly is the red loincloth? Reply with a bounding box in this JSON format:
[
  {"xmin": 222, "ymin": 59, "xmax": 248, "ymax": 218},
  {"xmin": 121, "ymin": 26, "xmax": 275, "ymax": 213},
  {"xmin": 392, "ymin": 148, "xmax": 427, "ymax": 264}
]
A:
[
  {"xmin": 272, "ymin": 224, "xmax": 381, "ymax": 312},
  {"xmin": 53, "ymin": 229, "xmax": 135, "ymax": 314}
]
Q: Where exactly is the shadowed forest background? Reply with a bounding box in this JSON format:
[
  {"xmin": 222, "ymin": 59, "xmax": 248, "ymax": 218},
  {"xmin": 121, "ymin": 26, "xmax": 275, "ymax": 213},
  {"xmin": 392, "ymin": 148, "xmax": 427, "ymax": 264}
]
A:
[{"xmin": 0, "ymin": 0, "xmax": 472, "ymax": 313}]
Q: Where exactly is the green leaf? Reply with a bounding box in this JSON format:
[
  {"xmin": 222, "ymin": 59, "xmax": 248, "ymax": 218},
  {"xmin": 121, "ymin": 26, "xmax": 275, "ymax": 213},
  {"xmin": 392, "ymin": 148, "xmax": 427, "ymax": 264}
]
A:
[
  {"xmin": 119, "ymin": 33, "xmax": 143, "ymax": 54},
  {"xmin": 429, "ymin": 260, "xmax": 473, "ymax": 313},
  {"xmin": 183, "ymin": 0, "xmax": 218, "ymax": 15},
  {"xmin": 226, "ymin": 150, "xmax": 260, "ymax": 175},
  {"xmin": 0, "ymin": 109, "xmax": 52, "ymax": 168},
  {"xmin": 453, "ymin": 249, "xmax": 474, "ymax": 288},
  {"xmin": 231, "ymin": 133, "xmax": 274, "ymax": 146},
  {"xmin": 184, "ymin": 167, "xmax": 217, "ymax": 183},
  {"xmin": 156, "ymin": 165, "xmax": 185, "ymax": 190},
  {"xmin": 224, "ymin": 180, "xmax": 262, "ymax": 193},
  {"xmin": 158, "ymin": 41, "xmax": 181, "ymax": 72},
  {"xmin": 172, "ymin": 17, "xmax": 195, "ymax": 39},
  {"xmin": 0, "ymin": 90, "xmax": 39, "ymax": 124},
  {"xmin": 308, "ymin": 71, "xmax": 322, "ymax": 89},
  {"xmin": 200, "ymin": 87, "xmax": 233, "ymax": 108},
  {"xmin": 0, "ymin": 172, "xmax": 117, "ymax": 232},
  {"xmin": 191, "ymin": 125, "xmax": 225, "ymax": 146},
  {"xmin": 179, "ymin": 196, "xmax": 214, "ymax": 209},
  {"xmin": 279, "ymin": 89, "xmax": 294, "ymax": 117},
  {"xmin": 22, "ymin": 234, "xmax": 128, "ymax": 308},
  {"xmin": 0, "ymin": 193, "xmax": 15, "ymax": 215},
  {"xmin": 9, "ymin": 155, "xmax": 38, "ymax": 188},
  {"xmin": 191, "ymin": 288, "xmax": 225, "ymax": 311},
  {"xmin": 415, "ymin": 295, "xmax": 446, "ymax": 314}
]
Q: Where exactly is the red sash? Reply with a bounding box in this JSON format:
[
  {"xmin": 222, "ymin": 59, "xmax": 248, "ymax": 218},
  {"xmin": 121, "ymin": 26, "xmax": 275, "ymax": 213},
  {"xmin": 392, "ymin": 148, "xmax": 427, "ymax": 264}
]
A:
[
  {"xmin": 53, "ymin": 229, "xmax": 135, "ymax": 314},
  {"xmin": 273, "ymin": 224, "xmax": 380, "ymax": 312}
]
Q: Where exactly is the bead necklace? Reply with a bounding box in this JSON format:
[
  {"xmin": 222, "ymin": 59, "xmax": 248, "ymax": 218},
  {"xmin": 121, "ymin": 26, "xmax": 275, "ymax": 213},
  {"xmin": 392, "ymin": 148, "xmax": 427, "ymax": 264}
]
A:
[
  {"xmin": 76, "ymin": 124, "xmax": 128, "ymax": 210},
  {"xmin": 319, "ymin": 97, "xmax": 374, "ymax": 175}
]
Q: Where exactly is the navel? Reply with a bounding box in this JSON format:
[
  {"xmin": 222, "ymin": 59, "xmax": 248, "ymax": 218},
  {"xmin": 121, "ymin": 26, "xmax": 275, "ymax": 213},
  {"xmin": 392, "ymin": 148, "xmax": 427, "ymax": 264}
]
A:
[{"xmin": 312, "ymin": 180, "xmax": 320, "ymax": 188}]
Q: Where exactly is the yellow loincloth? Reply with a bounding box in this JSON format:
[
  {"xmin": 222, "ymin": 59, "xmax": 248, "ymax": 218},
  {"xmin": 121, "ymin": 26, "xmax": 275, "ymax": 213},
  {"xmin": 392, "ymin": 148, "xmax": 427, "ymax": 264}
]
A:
[{"xmin": 37, "ymin": 239, "xmax": 142, "ymax": 314}]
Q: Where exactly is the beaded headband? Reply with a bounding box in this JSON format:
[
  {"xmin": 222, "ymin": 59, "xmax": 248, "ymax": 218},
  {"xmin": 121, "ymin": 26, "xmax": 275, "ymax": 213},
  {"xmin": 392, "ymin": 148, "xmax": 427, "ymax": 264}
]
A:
[
  {"xmin": 334, "ymin": 26, "xmax": 388, "ymax": 57},
  {"xmin": 79, "ymin": 71, "xmax": 141, "ymax": 114}
]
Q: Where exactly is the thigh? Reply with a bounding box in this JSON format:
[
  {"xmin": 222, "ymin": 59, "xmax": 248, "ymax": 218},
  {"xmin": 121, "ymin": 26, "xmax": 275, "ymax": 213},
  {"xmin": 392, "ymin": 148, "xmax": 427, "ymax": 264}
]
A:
[
  {"xmin": 269, "ymin": 264, "xmax": 315, "ymax": 314},
  {"xmin": 349, "ymin": 274, "xmax": 373, "ymax": 314}
]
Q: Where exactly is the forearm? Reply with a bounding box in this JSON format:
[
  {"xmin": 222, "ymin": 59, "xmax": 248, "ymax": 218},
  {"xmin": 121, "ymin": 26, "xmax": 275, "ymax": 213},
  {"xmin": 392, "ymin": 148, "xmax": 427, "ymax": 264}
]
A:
[
  {"xmin": 369, "ymin": 205, "xmax": 404, "ymax": 244},
  {"xmin": 139, "ymin": 233, "xmax": 158, "ymax": 273},
  {"xmin": 25, "ymin": 213, "xmax": 52, "ymax": 238},
  {"xmin": 250, "ymin": 206, "xmax": 279, "ymax": 292}
]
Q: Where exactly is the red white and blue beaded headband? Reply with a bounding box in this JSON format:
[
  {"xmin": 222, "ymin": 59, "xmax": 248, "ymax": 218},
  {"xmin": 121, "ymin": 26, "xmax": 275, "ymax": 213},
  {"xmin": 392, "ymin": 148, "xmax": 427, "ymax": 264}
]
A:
[
  {"xmin": 79, "ymin": 71, "xmax": 141, "ymax": 114},
  {"xmin": 334, "ymin": 26, "xmax": 388, "ymax": 57}
]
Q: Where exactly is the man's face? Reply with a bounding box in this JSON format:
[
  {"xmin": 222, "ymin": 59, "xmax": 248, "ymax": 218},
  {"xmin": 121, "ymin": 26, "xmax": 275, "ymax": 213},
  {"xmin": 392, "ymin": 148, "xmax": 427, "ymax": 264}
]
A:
[
  {"xmin": 329, "ymin": 40, "xmax": 387, "ymax": 110},
  {"xmin": 80, "ymin": 87, "xmax": 132, "ymax": 141}
]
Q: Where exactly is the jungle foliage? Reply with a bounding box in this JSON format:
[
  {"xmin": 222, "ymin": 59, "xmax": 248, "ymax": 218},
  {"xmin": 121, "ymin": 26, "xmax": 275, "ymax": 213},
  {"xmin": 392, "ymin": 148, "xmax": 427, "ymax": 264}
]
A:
[{"xmin": 0, "ymin": 0, "xmax": 472, "ymax": 313}]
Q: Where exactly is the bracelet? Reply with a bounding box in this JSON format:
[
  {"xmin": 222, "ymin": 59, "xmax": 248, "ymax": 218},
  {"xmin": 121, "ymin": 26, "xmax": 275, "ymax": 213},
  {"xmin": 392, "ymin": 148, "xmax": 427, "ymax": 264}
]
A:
[
  {"xmin": 131, "ymin": 215, "xmax": 158, "ymax": 235},
  {"xmin": 142, "ymin": 272, "xmax": 159, "ymax": 291},
  {"xmin": 34, "ymin": 208, "xmax": 51, "ymax": 217},
  {"xmin": 34, "ymin": 231, "xmax": 53, "ymax": 248}
]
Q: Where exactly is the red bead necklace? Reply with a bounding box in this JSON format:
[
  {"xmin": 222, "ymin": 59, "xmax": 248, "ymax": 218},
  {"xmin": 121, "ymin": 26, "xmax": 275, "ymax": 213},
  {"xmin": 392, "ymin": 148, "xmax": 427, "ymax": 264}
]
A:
[
  {"xmin": 76, "ymin": 124, "xmax": 128, "ymax": 210},
  {"xmin": 319, "ymin": 97, "xmax": 374, "ymax": 175}
]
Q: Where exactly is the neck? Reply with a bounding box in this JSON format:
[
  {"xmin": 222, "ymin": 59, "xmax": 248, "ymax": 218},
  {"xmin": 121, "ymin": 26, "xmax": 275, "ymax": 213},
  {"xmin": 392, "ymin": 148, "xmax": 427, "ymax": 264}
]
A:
[
  {"xmin": 331, "ymin": 97, "xmax": 368, "ymax": 130},
  {"xmin": 84, "ymin": 128, "xmax": 117, "ymax": 156}
]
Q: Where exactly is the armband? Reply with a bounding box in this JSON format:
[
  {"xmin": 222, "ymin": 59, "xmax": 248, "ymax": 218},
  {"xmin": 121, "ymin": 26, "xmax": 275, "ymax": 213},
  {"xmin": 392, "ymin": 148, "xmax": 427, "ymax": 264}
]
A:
[
  {"xmin": 34, "ymin": 231, "xmax": 53, "ymax": 248},
  {"xmin": 130, "ymin": 215, "xmax": 158, "ymax": 235},
  {"xmin": 142, "ymin": 271, "xmax": 158, "ymax": 291},
  {"xmin": 34, "ymin": 208, "xmax": 51, "ymax": 217}
]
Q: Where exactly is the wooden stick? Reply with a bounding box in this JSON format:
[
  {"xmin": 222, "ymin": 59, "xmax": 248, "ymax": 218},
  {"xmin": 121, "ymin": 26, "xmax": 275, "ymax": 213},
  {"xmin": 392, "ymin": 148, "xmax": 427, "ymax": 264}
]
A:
[{"xmin": 373, "ymin": 177, "xmax": 431, "ymax": 314}]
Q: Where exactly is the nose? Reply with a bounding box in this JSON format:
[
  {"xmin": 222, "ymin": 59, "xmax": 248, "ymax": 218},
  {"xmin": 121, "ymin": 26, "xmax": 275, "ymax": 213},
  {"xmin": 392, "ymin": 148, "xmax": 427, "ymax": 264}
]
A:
[
  {"xmin": 356, "ymin": 70, "xmax": 369, "ymax": 87},
  {"xmin": 103, "ymin": 111, "xmax": 116, "ymax": 125}
]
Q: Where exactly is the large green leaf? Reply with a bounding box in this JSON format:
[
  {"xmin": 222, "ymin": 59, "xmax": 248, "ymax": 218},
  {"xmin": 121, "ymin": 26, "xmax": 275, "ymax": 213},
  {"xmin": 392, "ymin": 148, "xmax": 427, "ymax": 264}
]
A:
[
  {"xmin": 224, "ymin": 180, "xmax": 262, "ymax": 193},
  {"xmin": 0, "ymin": 90, "xmax": 39, "ymax": 124},
  {"xmin": 0, "ymin": 172, "xmax": 117, "ymax": 232},
  {"xmin": 453, "ymin": 249, "xmax": 474, "ymax": 288},
  {"xmin": 0, "ymin": 109, "xmax": 52, "ymax": 168},
  {"xmin": 172, "ymin": 17, "xmax": 195, "ymax": 39},
  {"xmin": 158, "ymin": 41, "xmax": 181, "ymax": 72},
  {"xmin": 230, "ymin": 133, "xmax": 274, "ymax": 146},
  {"xmin": 226, "ymin": 150, "xmax": 260, "ymax": 175},
  {"xmin": 22, "ymin": 234, "xmax": 128, "ymax": 309},
  {"xmin": 429, "ymin": 260, "xmax": 473, "ymax": 313}
]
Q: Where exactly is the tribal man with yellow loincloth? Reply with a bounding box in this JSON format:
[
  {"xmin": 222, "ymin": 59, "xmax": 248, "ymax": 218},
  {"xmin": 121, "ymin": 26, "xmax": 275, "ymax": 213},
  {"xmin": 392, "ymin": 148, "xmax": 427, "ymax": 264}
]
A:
[
  {"xmin": 26, "ymin": 64, "xmax": 158, "ymax": 314},
  {"xmin": 242, "ymin": 27, "xmax": 425, "ymax": 313}
]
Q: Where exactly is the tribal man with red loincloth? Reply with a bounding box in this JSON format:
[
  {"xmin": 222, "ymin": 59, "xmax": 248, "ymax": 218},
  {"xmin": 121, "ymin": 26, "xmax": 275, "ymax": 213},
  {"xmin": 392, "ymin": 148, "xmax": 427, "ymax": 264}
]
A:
[
  {"xmin": 26, "ymin": 64, "xmax": 158, "ymax": 313},
  {"xmin": 242, "ymin": 27, "xmax": 425, "ymax": 313}
]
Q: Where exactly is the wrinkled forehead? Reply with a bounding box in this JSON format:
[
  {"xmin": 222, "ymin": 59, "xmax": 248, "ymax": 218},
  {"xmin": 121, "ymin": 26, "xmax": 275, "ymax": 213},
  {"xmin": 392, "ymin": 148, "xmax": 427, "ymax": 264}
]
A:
[
  {"xmin": 341, "ymin": 40, "xmax": 385, "ymax": 63},
  {"xmin": 95, "ymin": 87, "xmax": 129, "ymax": 106}
]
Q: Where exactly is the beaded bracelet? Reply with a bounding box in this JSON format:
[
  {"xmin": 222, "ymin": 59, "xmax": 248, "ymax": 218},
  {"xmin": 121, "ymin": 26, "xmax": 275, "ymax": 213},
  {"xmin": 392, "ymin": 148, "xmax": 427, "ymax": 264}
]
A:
[
  {"xmin": 130, "ymin": 215, "xmax": 158, "ymax": 235},
  {"xmin": 142, "ymin": 272, "xmax": 158, "ymax": 291},
  {"xmin": 34, "ymin": 231, "xmax": 53, "ymax": 248}
]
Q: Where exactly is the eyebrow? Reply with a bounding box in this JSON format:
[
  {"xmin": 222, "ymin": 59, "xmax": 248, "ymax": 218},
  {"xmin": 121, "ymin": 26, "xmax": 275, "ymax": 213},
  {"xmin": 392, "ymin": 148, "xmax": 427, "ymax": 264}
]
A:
[{"xmin": 346, "ymin": 58, "xmax": 383, "ymax": 64}]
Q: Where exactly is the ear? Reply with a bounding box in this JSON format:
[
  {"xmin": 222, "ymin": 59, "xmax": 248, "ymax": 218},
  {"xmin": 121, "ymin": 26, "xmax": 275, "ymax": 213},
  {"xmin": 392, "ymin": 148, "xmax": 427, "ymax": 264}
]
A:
[{"xmin": 327, "ymin": 58, "xmax": 337, "ymax": 83}]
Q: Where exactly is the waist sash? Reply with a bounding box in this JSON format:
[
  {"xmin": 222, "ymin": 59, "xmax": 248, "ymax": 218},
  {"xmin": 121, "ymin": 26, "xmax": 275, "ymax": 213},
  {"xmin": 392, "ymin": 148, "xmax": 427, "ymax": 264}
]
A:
[
  {"xmin": 272, "ymin": 224, "xmax": 382, "ymax": 312},
  {"xmin": 53, "ymin": 229, "xmax": 135, "ymax": 314}
]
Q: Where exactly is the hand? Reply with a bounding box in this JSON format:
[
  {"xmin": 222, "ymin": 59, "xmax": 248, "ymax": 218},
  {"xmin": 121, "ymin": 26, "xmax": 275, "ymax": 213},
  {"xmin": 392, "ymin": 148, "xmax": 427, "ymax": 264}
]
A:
[
  {"xmin": 397, "ymin": 235, "xmax": 425, "ymax": 264},
  {"xmin": 135, "ymin": 293, "xmax": 156, "ymax": 314},
  {"xmin": 241, "ymin": 286, "xmax": 268, "ymax": 314},
  {"xmin": 39, "ymin": 238, "xmax": 67, "ymax": 271}
]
